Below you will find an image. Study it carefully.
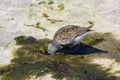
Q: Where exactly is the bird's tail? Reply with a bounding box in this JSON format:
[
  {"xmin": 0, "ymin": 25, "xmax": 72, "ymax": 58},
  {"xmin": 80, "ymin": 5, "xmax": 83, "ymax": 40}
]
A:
[
  {"xmin": 87, "ymin": 24, "xmax": 94, "ymax": 31},
  {"xmin": 87, "ymin": 24, "xmax": 93, "ymax": 29}
]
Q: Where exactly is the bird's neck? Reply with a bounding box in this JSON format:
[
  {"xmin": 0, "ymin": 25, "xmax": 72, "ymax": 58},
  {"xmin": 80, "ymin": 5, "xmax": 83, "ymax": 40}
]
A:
[{"xmin": 52, "ymin": 40, "xmax": 63, "ymax": 49}]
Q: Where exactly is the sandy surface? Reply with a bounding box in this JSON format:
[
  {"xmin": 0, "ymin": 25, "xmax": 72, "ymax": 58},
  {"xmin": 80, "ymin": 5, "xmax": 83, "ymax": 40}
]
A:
[
  {"xmin": 91, "ymin": 58, "xmax": 120, "ymax": 76},
  {"xmin": 28, "ymin": 74, "xmax": 56, "ymax": 80},
  {"xmin": 0, "ymin": 0, "xmax": 120, "ymax": 79}
]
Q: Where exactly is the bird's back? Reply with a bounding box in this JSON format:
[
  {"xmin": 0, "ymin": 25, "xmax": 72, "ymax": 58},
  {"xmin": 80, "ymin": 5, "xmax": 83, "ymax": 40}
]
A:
[{"xmin": 53, "ymin": 25, "xmax": 92, "ymax": 45}]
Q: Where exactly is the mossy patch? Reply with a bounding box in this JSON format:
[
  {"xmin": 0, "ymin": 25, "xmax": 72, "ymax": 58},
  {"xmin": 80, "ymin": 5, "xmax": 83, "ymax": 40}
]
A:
[
  {"xmin": 58, "ymin": 4, "xmax": 65, "ymax": 11},
  {"xmin": 24, "ymin": 22, "xmax": 47, "ymax": 31},
  {"xmin": 48, "ymin": 1, "xmax": 54, "ymax": 5},
  {"xmin": 42, "ymin": 13, "xmax": 49, "ymax": 18},
  {"xmin": 47, "ymin": 18, "xmax": 63, "ymax": 24},
  {"xmin": 14, "ymin": 36, "xmax": 38, "ymax": 45},
  {"xmin": 81, "ymin": 33, "xmax": 106, "ymax": 46},
  {"xmin": 0, "ymin": 33, "xmax": 120, "ymax": 80},
  {"xmin": 29, "ymin": 0, "xmax": 64, "ymax": 25}
]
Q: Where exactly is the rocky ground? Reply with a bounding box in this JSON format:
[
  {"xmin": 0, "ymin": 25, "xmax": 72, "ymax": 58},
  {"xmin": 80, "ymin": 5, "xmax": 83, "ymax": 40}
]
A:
[{"xmin": 0, "ymin": 0, "xmax": 120, "ymax": 80}]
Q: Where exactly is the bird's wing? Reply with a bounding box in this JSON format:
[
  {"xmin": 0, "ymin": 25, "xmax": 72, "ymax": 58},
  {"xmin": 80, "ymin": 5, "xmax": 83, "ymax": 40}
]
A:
[
  {"xmin": 54, "ymin": 25, "xmax": 93, "ymax": 46},
  {"xmin": 74, "ymin": 32, "xmax": 90, "ymax": 42},
  {"xmin": 53, "ymin": 25, "xmax": 79, "ymax": 45},
  {"xmin": 73, "ymin": 26, "xmax": 93, "ymax": 42}
]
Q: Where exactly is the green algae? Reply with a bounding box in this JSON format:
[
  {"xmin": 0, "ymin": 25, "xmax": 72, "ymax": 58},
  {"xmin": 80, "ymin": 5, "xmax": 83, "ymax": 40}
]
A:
[
  {"xmin": 14, "ymin": 36, "xmax": 38, "ymax": 45},
  {"xmin": 42, "ymin": 13, "xmax": 49, "ymax": 18},
  {"xmin": 0, "ymin": 33, "xmax": 120, "ymax": 80},
  {"xmin": 42, "ymin": 12, "xmax": 63, "ymax": 24},
  {"xmin": 58, "ymin": 4, "xmax": 65, "ymax": 11},
  {"xmin": 47, "ymin": 18, "xmax": 63, "ymax": 24},
  {"xmin": 24, "ymin": 22, "xmax": 47, "ymax": 31},
  {"xmin": 0, "ymin": 62, "xmax": 51, "ymax": 80},
  {"xmin": 29, "ymin": 0, "xmax": 65, "ymax": 25},
  {"xmin": 48, "ymin": 1, "xmax": 54, "ymax": 5},
  {"xmin": 81, "ymin": 33, "xmax": 105, "ymax": 46}
]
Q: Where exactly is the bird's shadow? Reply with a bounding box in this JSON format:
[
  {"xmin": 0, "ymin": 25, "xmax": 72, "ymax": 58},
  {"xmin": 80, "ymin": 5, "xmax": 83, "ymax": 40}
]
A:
[{"xmin": 57, "ymin": 43, "xmax": 108, "ymax": 55}]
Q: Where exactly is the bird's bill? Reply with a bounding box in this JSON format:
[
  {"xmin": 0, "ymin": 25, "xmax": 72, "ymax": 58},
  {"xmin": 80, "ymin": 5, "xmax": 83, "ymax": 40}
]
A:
[{"xmin": 87, "ymin": 29, "xmax": 94, "ymax": 32}]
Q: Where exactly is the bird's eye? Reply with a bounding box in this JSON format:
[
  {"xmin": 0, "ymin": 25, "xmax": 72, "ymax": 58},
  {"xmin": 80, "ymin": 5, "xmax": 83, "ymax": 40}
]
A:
[{"xmin": 48, "ymin": 50, "xmax": 50, "ymax": 52}]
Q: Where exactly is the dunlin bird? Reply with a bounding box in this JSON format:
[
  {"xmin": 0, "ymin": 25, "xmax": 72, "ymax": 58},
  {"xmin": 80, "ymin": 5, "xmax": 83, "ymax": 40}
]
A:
[{"xmin": 47, "ymin": 25, "xmax": 93, "ymax": 54}]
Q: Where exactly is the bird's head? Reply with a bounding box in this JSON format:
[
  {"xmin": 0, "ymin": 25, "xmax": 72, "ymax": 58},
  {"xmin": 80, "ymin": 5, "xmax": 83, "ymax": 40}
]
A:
[{"xmin": 47, "ymin": 41, "xmax": 58, "ymax": 54}]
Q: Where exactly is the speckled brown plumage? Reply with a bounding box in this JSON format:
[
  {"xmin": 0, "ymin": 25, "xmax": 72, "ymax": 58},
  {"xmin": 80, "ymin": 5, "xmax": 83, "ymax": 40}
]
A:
[{"xmin": 53, "ymin": 25, "xmax": 92, "ymax": 45}]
